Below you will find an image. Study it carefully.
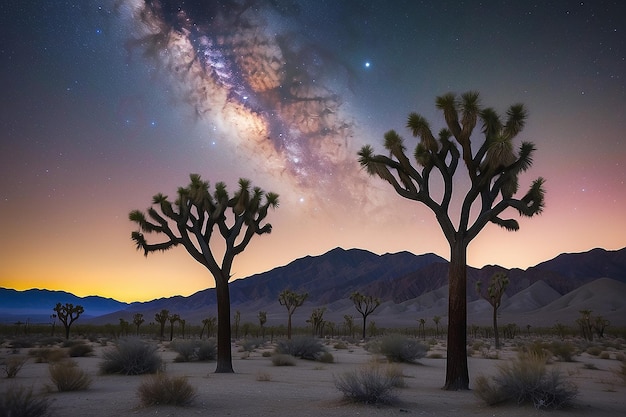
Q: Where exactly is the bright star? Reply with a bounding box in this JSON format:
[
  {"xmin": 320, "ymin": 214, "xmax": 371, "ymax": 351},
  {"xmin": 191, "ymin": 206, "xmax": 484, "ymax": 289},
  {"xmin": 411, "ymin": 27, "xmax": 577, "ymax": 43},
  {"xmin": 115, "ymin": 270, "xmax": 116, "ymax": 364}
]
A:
[{"xmin": 364, "ymin": 61, "xmax": 371, "ymax": 68}]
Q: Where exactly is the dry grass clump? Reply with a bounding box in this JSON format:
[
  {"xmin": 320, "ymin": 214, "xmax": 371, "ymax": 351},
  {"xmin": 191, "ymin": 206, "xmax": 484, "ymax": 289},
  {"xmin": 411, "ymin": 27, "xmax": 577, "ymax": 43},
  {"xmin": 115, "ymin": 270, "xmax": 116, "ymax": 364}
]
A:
[
  {"xmin": 275, "ymin": 336, "xmax": 327, "ymax": 360},
  {"xmin": 256, "ymin": 371, "xmax": 271, "ymax": 381},
  {"xmin": 1, "ymin": 355, "xmax": 28, "ymax": 378},
  {"xmin": 334, "ymin": 363, "xmax": 401, "ymax": 404},
  {"xmin": 548, "ymin": 341, "xmax": 577, "ymax": 362},
  {"xmin": 0, "ymin": 385, "xmax": 51, "ymax": 417},
  {"xmin": 68, "ymin": 341, "xmax": 94, "ymax": 358},
  {"xmin": 368, "ymin": 334, "xmax": 428, "ymax": 363},
  {"xmin": 100, "ymin": 338, "xmax": 163, "ymax": 375},
  {"xmin": 29, "ymin": 347, "xmax": 67, "ymax": 363},
  {"xmin": 137, "ymin": 373, "xmax": 196, "ymax": 406},
  {"xmin": 474, "ymin": 352, "xmax": 578, "ymax": 409},
  {"xmin": 271, "ymin": 353, "xmax": 296, "ymax": 366},
  {"xmin": 170, "ymin": 339, "xmax": 217, "ymax": 362},
  {"xmin": 49, "ymin": 360, "xmax": 92, "ymax": 391}
]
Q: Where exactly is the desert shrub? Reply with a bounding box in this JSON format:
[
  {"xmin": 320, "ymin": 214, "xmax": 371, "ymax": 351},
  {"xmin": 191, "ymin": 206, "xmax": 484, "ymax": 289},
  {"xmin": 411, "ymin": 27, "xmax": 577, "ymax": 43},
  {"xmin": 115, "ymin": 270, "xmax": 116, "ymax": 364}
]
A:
[
  {"xmin": 334, "ymin": 363, "xmax": 399, "ymax": 404},
  {"xmin": 275, "ymin": 336, "xmax": 326, "ymax": 360},
  {"xmin": 49, "ymin": 360, "xmax": 92, "ymax": 391},
  {"xmin": 600, "ymin": 351, "xmax": 610, "ymax": 360},
  {"xmin": 1, "ymin": 356, "xmax": 28, "ymax": 378},
  {"xmin": 68, "ymin": 342, "xmax": 94, "ymax": 357},
  {"xmin": 256, "ymin": 371, "xmax": 271, "ymax": 381},
  {"xmin": 62, "ymin": 339, "xmax": 83, "ymax": 348},
  {"xmin": 196, "ymin": 339, "xmax": 217, "ymax": 361},
  {"xmin": 370, "ymin": 334, "xmax": 428, "ymax": 363},
  {"xmin": 36, "ymin": 336, "xmax": 64, "ymax": 347},
  {"xmin": 240, "ymin": 338, "xmax": 263, "ymax": 352},
  {"xmin": 616, "ymin": 360, "xmax": 626, "ymax": 384},
  {"xmin": 8, "ymin": 338, "xmax": 35, "ymax": 349},
  {"xmin": 582, "ymin": 362, "xmax": 598, "ymax": 370},
  {"xmin": 271, "ymin": 354, "xmax": 296, "ymax": 366},
  {"xmin": 385, "ymin": 363, "xmax": 407, "ymax": 388},
  {"xmin": 261, "ymin": 351, "xmax": 272, "ymax": 357},
  {"xmin": 100, "ymin": 338, "xmax": 163, "ymax": 375},
  {"xmin": 615, "ymin": 353, "xmax": 625, "ymax": 362},
  {"xmin": 137, "ymin": 373, "xmax": 196, "ymax": 406},
  {"xmin": 586, "ymin": 346, "xmax": 602, "ymax": 356},
  {"xmin": 318, "ymin": 351, "xmax": 335, "ymax": 363},
  {"xmin": 428, "ymin": 352, "xmax": 443, "ymax": 359},
  {"xmin": 0, "ymin": 385, "xmax": 51, "ymax": 417},
  {"xmin": 334, "ymin": 341, "xmax": 348, "ymax": 350},
  {"xmin": 474, "ymin": 352, "xmax": 578, "ymax": 409},
  {"xmin": 170, "ymin": 340, "xmax": 197, "ymax": 362},
  {"xmin": 29, "ymin": 348, "xmax": 67, "ymax": 363},
  {"xmin": 548, "ymin": 341, "xmax": 577, "ymax": 362}
]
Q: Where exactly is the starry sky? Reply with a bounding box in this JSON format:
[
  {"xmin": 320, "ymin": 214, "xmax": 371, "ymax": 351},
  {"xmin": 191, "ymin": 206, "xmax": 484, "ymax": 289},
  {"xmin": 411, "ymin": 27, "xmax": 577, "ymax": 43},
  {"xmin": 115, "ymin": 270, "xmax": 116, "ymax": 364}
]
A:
[{"xmin": 1, "ymin": 1, "xmax": 625, "ymax": 303}]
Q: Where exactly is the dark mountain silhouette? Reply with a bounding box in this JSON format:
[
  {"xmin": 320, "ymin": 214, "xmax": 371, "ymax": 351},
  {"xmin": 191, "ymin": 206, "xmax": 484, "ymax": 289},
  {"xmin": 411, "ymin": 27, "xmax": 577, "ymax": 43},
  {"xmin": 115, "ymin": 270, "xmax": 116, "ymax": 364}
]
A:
[{"xmin": 1, "ymin": 246, "xmax": 625, "ymax": 326}]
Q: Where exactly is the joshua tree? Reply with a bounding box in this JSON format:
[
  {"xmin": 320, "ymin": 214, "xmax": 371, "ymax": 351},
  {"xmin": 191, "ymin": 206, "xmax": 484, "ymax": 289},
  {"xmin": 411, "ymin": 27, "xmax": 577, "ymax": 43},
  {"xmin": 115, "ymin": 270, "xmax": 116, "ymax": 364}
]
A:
[
  {"xmin": 200, "ymin": 316, "xmax": 217, "ymax": 339},
  {"xmin": 418, "ymin": 318, "xmax": 426, "ymax": 339},
  {"xmin": 119, "ymin": 318, "xmax": 130, "ymax": 337},
  {"xmin": 133, "ymin": 313, "xmax": 145, "ymax": 336},
  {"xmin": 577, "ymin": 309, "xmax": 594, "ymax": 341},
  {"xmin": 343, "ymin": 314, "xmax": 355, "ymax": 338},
  {"xmin": 349, "ymin": 292, "xmax": 381, "ymax": 339},
  {"xmin": 130, "ymin": 174, "xmax": 279, "ymax": 373},
  {"xmin": 476, "ymin": 272, "xmax": 509, "ymax": 349},
  {"xmin": 278, "ymin": 289, "xmax": 308, "ymax": 339},
  {"xmin": 593, "ymin": 315, "xmax": 609, "ymax": 339},
  {"xmin": 155, "ymin": 309, "xmax": 169, "ymax": 340},
  {"xmin": 307, "ymin": 307, "xmax": 326, "ymax": 337},
  {"xmin": 433, "ymin": 316, "xmax": 442, "ymax": 338},
  {"xmin": 233, "ymin": 310, "xmax": 241, "ymax": 340},
  {"xmin": 50, "ymin": 314, "xmax": 57, "ymax": 337},
  {"xmin": 53, "ymin": 303, "xmax": 84, "ymax": 339},
  {"xmin": 168, "ymin": 313, "xmax": 180, "ymax": 341},
  {"xmin": 358, "ymin": 92, "xmax": 545, "ymax": 390},
  {"xmin": 258, "ymin": 311, "xmax": 267, "ymax": 340}
]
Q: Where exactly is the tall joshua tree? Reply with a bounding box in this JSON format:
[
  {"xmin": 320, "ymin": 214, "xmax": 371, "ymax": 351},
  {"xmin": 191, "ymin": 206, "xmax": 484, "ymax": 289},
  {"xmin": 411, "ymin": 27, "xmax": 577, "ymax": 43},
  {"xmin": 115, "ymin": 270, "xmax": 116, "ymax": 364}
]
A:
[
  {"xmin": 278, "ymin": 289, "xmax": 308, "ymax": 339},
  {"xmin": 358, "ymin": 92, "xmax": 545, "ymax": 390},
  {"xmin": 133, "ymin": 313, "xmax": 145, "ymax": 336},
  {"xmin": 53, "ymin": 303, "xmax": 84, "ymax": 339},
  {"xmin": 154, "ymin": 309, "xmax": 169, "ymax": 340},
  {"xmin": 349, "ymin": 292, "xmax": 381, "ymax": 339},
  {"xmin": 476, "ymin": 272, "xmax": 509, "ymax": 349},
  {"xmin": 130, "ymin": 174, "xmax": 279, "ymax": 373}
]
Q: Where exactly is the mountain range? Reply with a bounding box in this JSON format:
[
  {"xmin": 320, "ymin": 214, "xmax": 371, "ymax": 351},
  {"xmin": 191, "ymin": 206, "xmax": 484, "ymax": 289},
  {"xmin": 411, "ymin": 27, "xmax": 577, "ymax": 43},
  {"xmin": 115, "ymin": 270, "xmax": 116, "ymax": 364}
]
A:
[{"xmin": 2, "ymin": 246, "xmax": 625, "ymax": 328}]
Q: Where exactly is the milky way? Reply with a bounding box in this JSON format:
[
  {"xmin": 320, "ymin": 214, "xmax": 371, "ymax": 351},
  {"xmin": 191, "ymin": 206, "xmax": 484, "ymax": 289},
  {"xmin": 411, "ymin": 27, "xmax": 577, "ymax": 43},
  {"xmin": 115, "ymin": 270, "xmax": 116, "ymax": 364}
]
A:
[{"xmin": 123, "ymin": 0, "xmax": 368, "ymax": 206}]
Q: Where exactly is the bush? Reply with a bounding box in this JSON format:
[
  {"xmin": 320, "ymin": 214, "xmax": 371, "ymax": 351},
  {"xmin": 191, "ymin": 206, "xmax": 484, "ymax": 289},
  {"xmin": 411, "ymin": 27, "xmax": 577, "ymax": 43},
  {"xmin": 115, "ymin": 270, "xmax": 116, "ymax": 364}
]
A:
[
  {"xmin": 334, "ymin": 363, "xmax": 399, "ymax": 404},
  {"xmin": 29, "ymin": 348, "xmax": 67, "ymax": 363},
  {"xmin": 474, "ymin": 352, "xmax": 578, "ymax": 409},
  {"xmin": 49, "ymin": 360, "xmax": 92, "ymax": 391},
  {"xmin": 1, "ymin": 356, "xmax": 28, "ymax": 378},
  {"xmin": 137, "ymin": 373, "xmax": 196, "ymax": 406},
  {"xmin": 0, "ymin": 385, "xmax": 51, "ymax": 417},
  {"xmin": 271, "ymin": 354, "xmax": 296, "ymax": 366},
  {"xmin": 318, "ymin": 352, "xmax": 335, "ymax": 363},
  {"xmin": 334, "ymin": 341, "xmax": 348, "ymax": 350},
  {"xmin": 196, "ymin": 339, "xmax": 217, "ymax": 361},
  {"xmin": 275, "ymin": 336, "xmax": 326, "ymax": 360},
  {"xmin": 170, "ymin": 340, "xmax": 197, "ymax": 362},
  {"xmin": 68, "ymin": 342, "xmax": 94, "ymax": 358},
  {"xmin": 100, "ymin": 338, "xmax": 163, "ymax": 375},
  {"xmin": 548, "ymin": 341, "xmax": 577, "ymax": 362},
  {"xmin": 240, "ymin": 338, "xmax": 263, "ymax": 352},
  {"xmin": 370, "ymin": 334, "xmax": 428, "ymax": 363}
]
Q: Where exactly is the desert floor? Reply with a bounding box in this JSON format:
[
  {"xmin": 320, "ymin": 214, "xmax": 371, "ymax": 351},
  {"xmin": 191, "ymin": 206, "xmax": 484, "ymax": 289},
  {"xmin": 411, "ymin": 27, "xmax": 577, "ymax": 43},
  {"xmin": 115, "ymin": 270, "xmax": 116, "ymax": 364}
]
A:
[{"xmin": 2, "ymin": 338, "xmax": 626, "ymax": 417}]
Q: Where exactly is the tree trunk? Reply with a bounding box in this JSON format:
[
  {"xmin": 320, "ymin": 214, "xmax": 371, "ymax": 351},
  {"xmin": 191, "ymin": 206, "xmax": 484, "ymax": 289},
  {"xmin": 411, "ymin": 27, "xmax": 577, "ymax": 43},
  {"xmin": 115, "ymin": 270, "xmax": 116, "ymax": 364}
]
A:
[
  {"xmin": 361, "ymin": 315, "xmax": 367, "ymax": 339},
  {"xmin": 493, "ymin": 306, "xmax": 500, "ymax": 350},
  {"xmin": 64, "ymin": 325, "xmax": 70, "ymax": 339},
  {"xmin": 444, "ymin": 239, "xmax": 470, "ymax": 390},
  {"xmin": 215, "ymin": 279, "xmax": 234, "ymax": 373},
  {"xmin": 287, "ymin": 313, "xmax": 293, "ymax": 340}
]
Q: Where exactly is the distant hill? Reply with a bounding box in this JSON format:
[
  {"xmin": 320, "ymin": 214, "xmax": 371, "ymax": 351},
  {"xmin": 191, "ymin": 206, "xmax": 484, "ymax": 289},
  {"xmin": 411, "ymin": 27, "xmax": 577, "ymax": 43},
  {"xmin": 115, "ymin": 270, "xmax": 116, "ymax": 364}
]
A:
[{"xmin": 2, "ymin": 246, "xmax": 625, "ymax": 327}]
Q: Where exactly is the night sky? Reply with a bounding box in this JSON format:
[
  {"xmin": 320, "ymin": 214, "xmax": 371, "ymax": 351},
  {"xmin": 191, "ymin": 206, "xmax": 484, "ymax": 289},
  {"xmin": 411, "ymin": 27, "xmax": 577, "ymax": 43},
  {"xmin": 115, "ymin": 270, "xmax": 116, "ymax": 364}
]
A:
[{"xmin": 1, "ymin": 1, "xmax": 625, "ymax": 302}]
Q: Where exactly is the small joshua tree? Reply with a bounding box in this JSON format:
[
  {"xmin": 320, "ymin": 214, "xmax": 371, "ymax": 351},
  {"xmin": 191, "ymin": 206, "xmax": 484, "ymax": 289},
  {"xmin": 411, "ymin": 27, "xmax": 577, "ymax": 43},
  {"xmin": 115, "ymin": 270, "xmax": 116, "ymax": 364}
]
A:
[
  {"xmin": 476, "ymin": 272, "xmax": 509, "ymax": 349},
  {"xmin": 278, "ymin": 289, "xmax": 308, "ymax": 339},
  {"xmin": 258, "ymin": 311, "xmax": 267, "ymax": 340},
  {"xmin": 133, "ymin": 313, "xmax": 145, "ymax": 336},
  {"xmin": 350, "ymin": 292, "xmax": 381, "ymax": 339},
  {"xmin": 433, "ymin": 316, "xmax": 442, "ymax": 338},
  {"xmin": 233, "ymin": 310, "xmax": 241, "ymax": 340},
  {"xmin": 307, "ymin": 307, "xmax": 326, "ymax": 337},
  {"xmin": 344, "ymin": 315, "xmax": 355, "ymax": 338},
  {"xmin": 53, "ymin": 303, "xmax": 84, "ymax": 339},
  {"xmin": 168, "ymin": 313, "xmax": 180, "ymax": 341},
  {"xmin": 200, "ymin": 316, "xmax": 216, "ymax": 339},
  {"xmin": 155, "ymin": 309, "xmax": 169, "ymax": 340},
  {"xmin": 119, "ymin": 318, "xmax": 130, "ymax": 337}
]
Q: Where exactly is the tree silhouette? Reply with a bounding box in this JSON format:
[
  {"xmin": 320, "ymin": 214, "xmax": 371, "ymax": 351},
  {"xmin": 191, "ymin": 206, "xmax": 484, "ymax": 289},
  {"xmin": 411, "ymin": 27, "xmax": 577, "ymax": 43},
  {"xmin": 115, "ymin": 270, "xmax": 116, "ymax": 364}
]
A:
[
  {"xmin": 258, "ymin": 311, "xmax": 267, "ymax": 340},
  {"xmin": 154, "ymin": 309, "xmax": 169, "ymax": 340},
  {"xmin": 133, "ymin": 313, "xmax": 145, "ymax": 336},
  {"xmin": 358, "ymin": 92, "xmax": 545, "ymax": 390},
  {"xmin": 168, "ymin": 313, "xmax": 180, "ymax": 341},
  {"xmin": 418, "ymin": 318, "xmax": 426, "ymax": 339},
  {"xmin": 343, "ymin": 314, "xmax": 355, "ymax": 338},
  {"xmin": 349, "ymin": 292, "xmax": 381, "ymax": 339},
  {"xmin": 53, "ymin": 303, "xmax": 84, "ymax": 339},
  {"xmin": 307, "ymin": 307, "xmax": 326, "ymax": 337},
  {"xmin": 200, "ymin": 316, "xmax": 217, "ymax": 339},
  {"xmin": 130, "ymin": 174, "xmax": 278, "ymax": 373},
  {"xmin": 233, "ymin": 310, "xmax": 241, "ymax": 340},
  {"xmin": 278, "ymin": 289, "xmax": 308, "ymax": 339},
  {"xmin": 476, "ymin": 272, "xmax": 509, "ymax": 349},
  {"xmin": 433, "ymin": 316, "xmax": 442, "ymax": 338},
  {"xmin": 119, "ymin": 318, "xmax": 130, "ymax": 337}
]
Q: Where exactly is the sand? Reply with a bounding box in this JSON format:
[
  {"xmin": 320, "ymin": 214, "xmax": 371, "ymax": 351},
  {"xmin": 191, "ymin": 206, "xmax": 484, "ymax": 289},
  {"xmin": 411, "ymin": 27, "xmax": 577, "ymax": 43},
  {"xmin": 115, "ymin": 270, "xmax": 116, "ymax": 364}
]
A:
[{"xmin": 2, "ymin": 338, "xmax": 626, "ymax": 417}]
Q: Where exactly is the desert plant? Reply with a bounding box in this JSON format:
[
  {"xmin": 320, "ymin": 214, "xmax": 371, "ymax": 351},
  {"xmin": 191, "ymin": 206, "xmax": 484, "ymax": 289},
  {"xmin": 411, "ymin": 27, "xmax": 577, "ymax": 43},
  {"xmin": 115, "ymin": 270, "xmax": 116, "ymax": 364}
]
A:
[
  {"xmin": 275, "ymin": 336, "xmax": 326, "ymax": 360},
  {"xmin": 474, "ymin": 352, "xmax": 578, "ymax": 409},
  {"xmin": 256, "ymin": 371, "xmax": 271, "ymax": 381},
  {"xmin": 49, "ymin": 360, "xmax": 92, "ymax": 391},
  {"xmin": 334, "ymin": 363, "xmax": 399, "ymax": 404},
  {"xmin": 586, "ymin": 346, "xmax": 602, "ymax": 356},
  {"xmin": 240, "ymin": 338, "xmax": 263, "ymax": 352},
  {"xmin": 196, "ymin": 339, "xmax": 217, "ymax": 361},
  {"xmin": 278, "ymin": 289, "xmax": 308, "ymax": 340},
  {"xmin": 100, "ymin": 338, "xmax": 163, "ymax": 375},
  {"xmin": 53, "ymin": 302, "xmax": 84, "ymax": 339},
  {"xmin": 318, "ymin": 351, "xmax": 335, "ymax": 363},
  {"xmin": 548, "ymin": 341, "xmax": 577, "ymax": 362},
  {"xmin": 68, "ymin": 342, "xmax": 94, "ymax": 357},
  {"xmin": 29, "ymin": 347, "xmax": 67, "ymax": 363},
  {"xmin": 476, "ymin": 272, "xmax": 509, "ymax": 350},
  {"xmin": 170, "ymin": 340, "xmax": 197, "ymax": 362},
  {"xmin": 334, "ymin": 341, "xmax": 348, "ymax": 350},
  {"xmin": 271, "ymin": 354, "xmax": 296, "ymax": 366},
  {"xmin": 1, "ymin": 356, "xmax": 28, "ymax": 378},
  {"xmin": 0, "ymin": 385, "xmax": 51, "ymax": 417},
  {"xmin": 371, "ymin": 334, "xmax": 429, "ymax": 363},
  {"xmin": 137, "ymin": 373, "xmax": 196, "ymax": 406}
]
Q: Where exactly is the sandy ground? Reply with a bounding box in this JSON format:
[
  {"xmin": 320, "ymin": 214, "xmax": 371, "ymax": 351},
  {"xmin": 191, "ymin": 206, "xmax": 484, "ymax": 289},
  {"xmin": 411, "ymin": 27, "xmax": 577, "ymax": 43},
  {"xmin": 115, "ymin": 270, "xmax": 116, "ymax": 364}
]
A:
[{"xmin": 2, "ymin": 339, "xmax": 626, "ymax": 417}]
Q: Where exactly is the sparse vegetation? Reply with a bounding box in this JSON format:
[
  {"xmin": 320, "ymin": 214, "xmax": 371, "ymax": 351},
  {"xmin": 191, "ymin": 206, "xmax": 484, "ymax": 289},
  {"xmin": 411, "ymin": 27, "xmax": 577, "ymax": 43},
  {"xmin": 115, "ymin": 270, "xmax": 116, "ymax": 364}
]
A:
[
  {"xmin": 271, "ymin": 354, "xmax": 296, "ymax": 366},
  {"xmin": 49, "ymin": 360, "xmax": 92, "ymax": 391},
  {"xmin": 275, "ymin": 336, "xmax": 326, "ymax": 360},
  {"xmin": 548, "ymin": 341, "xmax": 577, "ymax": 362},
  {"xmin": 334, "ymin": 363, "xmax": 400, "ymax": 404},
  {"xmin": 68, "ymin": 341, "xmax": 94, "ymax": 357},
  {"xmin": 369, "ymin": 334, "xmax": 429, "ymax": 363},
  {"xmin": 1, "ymin": 355, "xmax": 28, "ymax": 378},
  {"xmin": 29, "ymin": 347, "xmax": 67, "ymax": 363},
  {"xmin": 0, "ymin": 385, "xmax": 51, "ymax": 417},
  {"xmin": 474, "ymin": 352, "xmax": 578, "ymax": 409},
  {"xmin": 137, "ymin": 373, "xmax": 196, "ymax": 406},
  {"xmin": 100, "ymin": 338, "xmax": 163, "ymax": 375}
]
